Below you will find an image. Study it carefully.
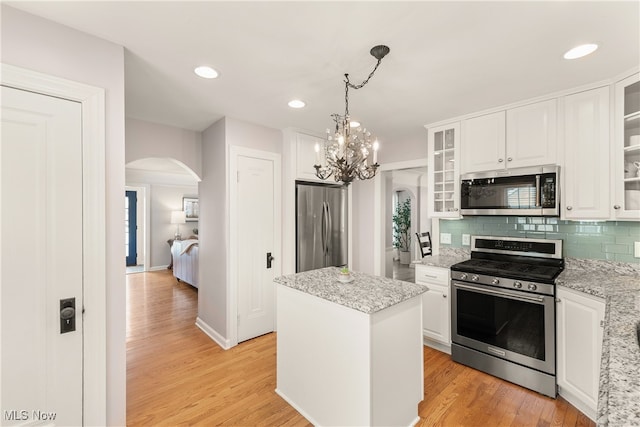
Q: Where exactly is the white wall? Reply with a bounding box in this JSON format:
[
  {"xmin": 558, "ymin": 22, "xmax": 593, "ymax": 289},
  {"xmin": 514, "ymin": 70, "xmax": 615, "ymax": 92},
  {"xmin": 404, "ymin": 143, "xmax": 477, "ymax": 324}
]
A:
[
  {"xmin": 199, "ymin": 118, "xmax": 228, "ymax": 340},
  {"xmin": 126, "ymin": 118, "xmax": 203, "ymax": 179},
  {"xmin": 150, "ymin": 184, "xmax": 199, "ymax": 268},
  {"xmin": 1, "ymin": 5, "xmax": 126, "ymax": 424},
  {"xmin": 199, "ymin": 116, "xmax": 282, "ymax": 346}
]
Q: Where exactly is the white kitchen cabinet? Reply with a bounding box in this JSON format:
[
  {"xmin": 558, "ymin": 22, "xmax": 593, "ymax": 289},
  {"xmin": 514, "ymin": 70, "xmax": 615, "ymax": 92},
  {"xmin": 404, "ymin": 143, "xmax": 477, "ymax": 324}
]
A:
[
  {"xmin": 461, "ymin": 111, "xmax": 505, "ymax": 173},
  {"xmin": 415, "ymin": 264, "xmax": 450, "ymax": 352},
  {"xmin": 506, "ymin": 99, "xmax": 557, "ymax": 169},
  {"xmin": 461, "ymin": 100, "xmax": 557, "ymax": 174},
  {"xmin": 563, "ymin": 86, "xmax": 611, "ymax": 220},
  {"xmin": 427, "ymin": 122, "xmax": 460, "ymax": 218},
  {"xmin": 294, "ymin": 131, "xmax": 325, "ymax": 182},
  {"xmin": 612, "ymin": 72, "xmax": 640, "ymax": 219},
  {"xmin": 556, "ymin": 286, "xmax": 605, "ymax": 421}
]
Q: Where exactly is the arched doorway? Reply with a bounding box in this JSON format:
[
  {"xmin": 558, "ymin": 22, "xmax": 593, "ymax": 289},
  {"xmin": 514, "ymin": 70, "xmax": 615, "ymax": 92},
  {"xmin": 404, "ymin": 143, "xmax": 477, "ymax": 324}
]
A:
[{"xmin": 125, "ymin": 157, "xmax": 200, "ymax": 273}]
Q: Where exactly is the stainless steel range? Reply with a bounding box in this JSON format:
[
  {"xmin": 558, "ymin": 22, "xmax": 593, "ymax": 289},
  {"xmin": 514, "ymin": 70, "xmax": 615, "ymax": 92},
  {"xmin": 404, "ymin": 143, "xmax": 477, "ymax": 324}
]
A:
[{"xmin": 450, "ymin": 236, "xmax": 564, "ymax": 398}]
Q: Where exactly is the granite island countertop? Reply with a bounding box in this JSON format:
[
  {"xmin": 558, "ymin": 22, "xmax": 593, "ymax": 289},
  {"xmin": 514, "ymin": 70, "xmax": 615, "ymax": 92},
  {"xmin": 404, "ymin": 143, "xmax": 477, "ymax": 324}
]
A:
[
  {"xmin": 556, "ymin": 259, "xmax": 640, "ymax": 427},
  {"xmin": 274, "ymin": 267, "xmax": 427, "ymax": 315}
]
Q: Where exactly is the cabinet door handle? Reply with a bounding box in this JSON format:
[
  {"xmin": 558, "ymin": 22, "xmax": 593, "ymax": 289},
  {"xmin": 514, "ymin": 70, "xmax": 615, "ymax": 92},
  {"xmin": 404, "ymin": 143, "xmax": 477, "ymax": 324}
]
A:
[
  {"xmin": 442, "ymin": 294, "xmax": 447, "ymax": 298},
  {"xmin": 423, "ymin": 274, "xmax": 438, "ymax": 279},
  {"xmin": 498, "ymin": 158, "xmax": 504, "ymax": 163},
  {"xmin": 555, "ymin": 298, "xmax": 561, "ymax": 303},
  {"xmin": 614, "ymin": 205, "xmax": 621, "ymax": 210},
  {"xmin": 507, "ymin": 157, "xmax": 513, "ymax": 162},
  {"xmin": 566, "ymin": 206, "xmax": 573, "ymax": 211}
]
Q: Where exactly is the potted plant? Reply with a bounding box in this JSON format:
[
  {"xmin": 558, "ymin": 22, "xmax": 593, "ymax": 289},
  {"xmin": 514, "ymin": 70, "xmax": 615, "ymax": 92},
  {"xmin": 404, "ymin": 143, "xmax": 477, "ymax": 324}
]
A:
[{"xmin": 392, "ymin": 198, "xmax": 411, "ymax": 265}]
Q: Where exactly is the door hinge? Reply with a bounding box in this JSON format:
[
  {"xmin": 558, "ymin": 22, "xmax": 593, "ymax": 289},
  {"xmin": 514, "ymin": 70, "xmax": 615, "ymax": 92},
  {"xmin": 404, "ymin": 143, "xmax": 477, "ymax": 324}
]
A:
[
  {"xmin": 237, "ymin": 171, "xmax": 240, "ymax": 182},
  {"xmin": 600, "ymin": 320, "xmax": 605, "ymax": 328}
]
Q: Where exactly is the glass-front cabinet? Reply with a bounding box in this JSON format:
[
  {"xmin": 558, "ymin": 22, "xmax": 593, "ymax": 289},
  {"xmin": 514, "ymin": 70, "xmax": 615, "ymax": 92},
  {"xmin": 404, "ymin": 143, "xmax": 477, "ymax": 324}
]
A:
[
  {"xmin": 614, "ymin": 73, "xmax": 640, "ymax": 219},
  {"xmin": 428, "ymin": 122, "xmax": 460, "ymax": 218}
]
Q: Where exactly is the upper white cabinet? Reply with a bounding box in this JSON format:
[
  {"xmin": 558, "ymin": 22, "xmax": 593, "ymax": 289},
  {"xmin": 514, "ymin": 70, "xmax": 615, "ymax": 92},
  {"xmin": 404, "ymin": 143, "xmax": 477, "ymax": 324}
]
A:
[
  {"xmin": 563, "ymin": 86, "xmax": 611, "ymax": 220},
  {"xmin": 294, "ymin": 131, "xmax": 325, "ymax": 182},
  {"xmin": 612, "ymin": 72, "xmax": 640, "ymax": 219},
  {"xmin": 461, "ymin": 99, "xmax": 557, "ymax": 174},
  {"xmin": 461, "ymin": 111, "xmax": 505, "ymax": 173},
  {"xmin": 556, "ymin": 286, "xmax": 605, "ymax": 421},
  {"xmin": 427, "ymin": 122, "xmax": 460, "ymax": 218},
  {"xmin": 506, "ymin": 99, "xmax": 557, "ymax": 168}
]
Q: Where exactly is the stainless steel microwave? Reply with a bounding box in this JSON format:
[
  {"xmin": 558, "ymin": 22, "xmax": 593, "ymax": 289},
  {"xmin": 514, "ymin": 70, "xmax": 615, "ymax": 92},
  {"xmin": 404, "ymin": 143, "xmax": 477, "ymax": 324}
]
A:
[{"xmin": 460, "ymin": 165, "xmax": 560, "ymax": 216}]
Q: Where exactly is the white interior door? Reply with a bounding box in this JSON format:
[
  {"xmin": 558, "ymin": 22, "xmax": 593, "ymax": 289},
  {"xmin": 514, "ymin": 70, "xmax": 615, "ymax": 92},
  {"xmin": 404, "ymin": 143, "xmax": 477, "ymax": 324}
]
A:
[
  {"xmin": 1, "ymin": 86, "xmax": 83, "ymax": 425},
  {"xmin": 236, "ymin": 154, "xmax": 278, "ymax": 342}
]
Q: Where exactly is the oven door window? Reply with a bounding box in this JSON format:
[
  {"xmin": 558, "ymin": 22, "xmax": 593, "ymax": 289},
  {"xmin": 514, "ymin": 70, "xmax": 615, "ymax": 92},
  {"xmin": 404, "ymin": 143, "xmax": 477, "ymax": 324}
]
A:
[{"xmin": 455, "ymin": 286, "xmax": 546, "ymax": 361}]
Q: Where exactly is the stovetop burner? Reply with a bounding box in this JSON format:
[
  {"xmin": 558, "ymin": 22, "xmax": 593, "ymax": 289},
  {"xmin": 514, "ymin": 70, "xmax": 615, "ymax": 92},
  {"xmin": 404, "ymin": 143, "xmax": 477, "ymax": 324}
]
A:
[
  {"xmin": 451, "ymin": 258, "xmax": 563, "ymax": 283},
  {"xmin": 450, "ymin": 236, "xmax": 565, "ymax": 288}
]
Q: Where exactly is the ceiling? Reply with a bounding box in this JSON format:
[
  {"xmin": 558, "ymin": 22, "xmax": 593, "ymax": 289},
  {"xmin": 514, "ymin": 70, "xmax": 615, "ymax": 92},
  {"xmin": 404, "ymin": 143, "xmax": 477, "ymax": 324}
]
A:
[{"xmin": 7, "ymin": 1, "xmax": 640, "ymax": 148}]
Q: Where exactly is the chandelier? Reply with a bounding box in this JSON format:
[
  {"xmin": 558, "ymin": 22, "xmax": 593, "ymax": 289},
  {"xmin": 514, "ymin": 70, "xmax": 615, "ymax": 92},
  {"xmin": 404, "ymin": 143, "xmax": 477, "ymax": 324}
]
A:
[{"xmin": 314, "ymin": 45, "xmax": 390, "ymax": 184}]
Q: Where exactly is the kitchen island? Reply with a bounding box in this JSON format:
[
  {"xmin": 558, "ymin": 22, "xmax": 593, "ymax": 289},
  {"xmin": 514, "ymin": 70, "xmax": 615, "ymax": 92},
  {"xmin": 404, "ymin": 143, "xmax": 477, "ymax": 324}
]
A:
[{"xmin": 274, "ymin": 267, "xmax": 427, "ymax": 426}]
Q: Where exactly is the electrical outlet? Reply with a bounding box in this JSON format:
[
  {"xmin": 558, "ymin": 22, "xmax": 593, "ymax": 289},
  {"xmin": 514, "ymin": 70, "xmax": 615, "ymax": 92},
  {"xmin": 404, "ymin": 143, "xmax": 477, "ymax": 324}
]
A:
[
  {"xmin": 634, "ymin": 242, "xmax": 640, "ymax": 258},
  {"xmin": 462, "ymin": 234, "xmax": 471, "ymax": 246},
  {"xmin": 440, "ymin": 233, "xmax": 452, "ymax": 244}
]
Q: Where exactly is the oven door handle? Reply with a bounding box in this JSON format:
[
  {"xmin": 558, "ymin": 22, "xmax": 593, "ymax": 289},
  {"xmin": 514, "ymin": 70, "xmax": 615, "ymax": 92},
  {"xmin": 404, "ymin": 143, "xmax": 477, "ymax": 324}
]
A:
[{"xmin": 453, "ymin": 282, "xmax": 545, "ymax": 304}]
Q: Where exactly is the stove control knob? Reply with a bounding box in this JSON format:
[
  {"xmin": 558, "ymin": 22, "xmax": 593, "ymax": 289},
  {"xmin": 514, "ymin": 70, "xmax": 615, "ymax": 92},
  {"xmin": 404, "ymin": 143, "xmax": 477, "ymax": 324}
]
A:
[
  {"xmin": 471, "ymin": 275, "xmax": 479, "ymax": 282},
  {"xmin": 460, "ymin": 273, "xmax": 468, "ymax": 280},
  {"xmin": 514, "ymin": 281, "xmax": 523, "ymax": 289},
  {"xmin": 528, "ymin": 283, "xmax": 537, "ymax": 291},
  {"xmin": 491, "ymin": 278, "xmax": 500, "ymax": 285}
]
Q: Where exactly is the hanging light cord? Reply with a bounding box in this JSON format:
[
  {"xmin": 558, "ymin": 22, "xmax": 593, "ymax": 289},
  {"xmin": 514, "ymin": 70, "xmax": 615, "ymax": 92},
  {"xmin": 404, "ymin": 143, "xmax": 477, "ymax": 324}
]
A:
[{"xmin": 343, "ymin": 57, "xmax": 383, "ymax": 118}]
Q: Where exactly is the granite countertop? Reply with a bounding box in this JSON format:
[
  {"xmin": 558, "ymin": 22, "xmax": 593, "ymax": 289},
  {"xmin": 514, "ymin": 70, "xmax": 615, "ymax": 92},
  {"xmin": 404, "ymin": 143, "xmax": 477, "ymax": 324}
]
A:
[
  {"xmin": 420, "ymin": 247, "xmax": 470, "ymax": 269},
  {"xmin": 556, "ymin": 258, "xmax": 640, "ymax": 426},
  {"xmin": 274, "ymin": 267, "xmax": 427, "ymax": 314}
]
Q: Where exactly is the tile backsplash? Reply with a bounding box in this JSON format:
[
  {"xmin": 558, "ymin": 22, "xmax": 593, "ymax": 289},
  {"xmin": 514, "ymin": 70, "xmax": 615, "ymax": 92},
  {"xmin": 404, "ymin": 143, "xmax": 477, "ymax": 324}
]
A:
[{"xmin": 439, "ymin": 216, "xmax": 640, "ymax": 263}]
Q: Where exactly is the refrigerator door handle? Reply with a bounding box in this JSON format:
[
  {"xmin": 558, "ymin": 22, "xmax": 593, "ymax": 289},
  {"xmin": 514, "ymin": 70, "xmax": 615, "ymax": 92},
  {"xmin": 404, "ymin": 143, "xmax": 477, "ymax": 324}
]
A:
[
  {"xmin": 321, "ymin": 202, "xmax": 327, "ymax": 255},
  {"xmin": 326, "ymin": 201, "xmax": 332, "ymax": 255}
]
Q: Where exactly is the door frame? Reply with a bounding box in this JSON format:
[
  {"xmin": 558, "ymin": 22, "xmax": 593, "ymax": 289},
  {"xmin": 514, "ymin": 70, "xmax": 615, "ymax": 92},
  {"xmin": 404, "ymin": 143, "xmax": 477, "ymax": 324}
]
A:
[
  {"xmin": 229, "ymin": 146, "xmax": 282, "ymax": 347},
  {"xmin": 1, "ymin": 63, "xmax": 107, "ymax": 425},
  {"xmin": 373, "ymin": 158, "xmax": 428, "ymax": 277}
]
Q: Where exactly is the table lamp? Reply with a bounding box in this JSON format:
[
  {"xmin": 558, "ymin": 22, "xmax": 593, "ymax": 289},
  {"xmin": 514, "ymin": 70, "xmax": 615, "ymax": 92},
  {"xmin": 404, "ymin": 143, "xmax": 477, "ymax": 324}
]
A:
[{"xmin": 170, "ymin": 210, "xmax": 186, "ymax": 240}]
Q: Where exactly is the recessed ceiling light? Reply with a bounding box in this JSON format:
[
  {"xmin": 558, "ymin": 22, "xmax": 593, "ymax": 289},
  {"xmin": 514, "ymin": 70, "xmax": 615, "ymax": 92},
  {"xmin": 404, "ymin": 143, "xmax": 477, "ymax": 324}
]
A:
[
  {"xmin": 563, "ymin": 44, "xmax": 598, "ymax": 60},
  {"xmin": 350, "ymin": 121, "xmax": 361, "ymax": 128},
  {"xmin": 194, "ymin": 66, "xmax": 219, "ymax": 79},
  {"xmin": 288, "ymin": 99, "xmax": 306, "ymax": 108}
]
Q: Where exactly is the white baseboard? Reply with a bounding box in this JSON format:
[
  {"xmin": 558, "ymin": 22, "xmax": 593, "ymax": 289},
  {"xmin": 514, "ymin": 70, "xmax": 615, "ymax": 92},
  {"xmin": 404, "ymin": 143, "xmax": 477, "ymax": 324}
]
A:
[
  {"xmin": 195, "ymin": 317, "xmax": 232, "ymax": 350},
  {"xmin": 148, "ymin": 265, "xmax": 169, "ymax": 272},
  {"xmin": 423, "ymin": 337, "xmax": 452, "ymax": 355},
  {"xmin": 276, "ymin": 388, "xmax": 420, "ymax": 427},
  {"xmin": 275, "ymin": 388, "xmax": 319, "ymax": 426},
  {"xmin": 557, "ymin": 385, "xmax": 596, "ymax": 421}
]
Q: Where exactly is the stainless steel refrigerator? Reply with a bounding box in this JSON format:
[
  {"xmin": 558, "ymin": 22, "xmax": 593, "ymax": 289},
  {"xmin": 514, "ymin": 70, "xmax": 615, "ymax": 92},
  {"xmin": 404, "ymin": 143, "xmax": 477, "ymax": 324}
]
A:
[{"xmin": 296, "ymin": 182, "xmax": 348, "ymax": 273}]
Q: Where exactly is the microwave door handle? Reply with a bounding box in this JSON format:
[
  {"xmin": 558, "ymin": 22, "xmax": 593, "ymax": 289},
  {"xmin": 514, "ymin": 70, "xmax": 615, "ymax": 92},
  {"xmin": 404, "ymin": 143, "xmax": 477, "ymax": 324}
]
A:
[{"xmin": 535, "ymin": 175, "xmax": 541, "ymax": 207}]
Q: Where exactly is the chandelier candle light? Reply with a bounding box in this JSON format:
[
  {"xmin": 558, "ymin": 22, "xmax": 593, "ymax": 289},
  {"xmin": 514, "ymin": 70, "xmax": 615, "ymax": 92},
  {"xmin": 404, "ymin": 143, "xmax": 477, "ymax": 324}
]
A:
[{"xmin": 314, "ymin": 45, "xmax": 390, "ymax": 184}]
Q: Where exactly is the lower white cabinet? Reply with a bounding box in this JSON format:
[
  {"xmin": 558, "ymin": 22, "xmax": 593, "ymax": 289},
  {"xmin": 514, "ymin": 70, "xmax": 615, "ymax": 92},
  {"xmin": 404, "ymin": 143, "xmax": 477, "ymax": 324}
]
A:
[
  {"xmin": 556, "ymin": 286, "xmax": 605, "ymax": 421},
  {"xmin": 415, "ymin": 264, "xmax": 450, "ymax": 352}
]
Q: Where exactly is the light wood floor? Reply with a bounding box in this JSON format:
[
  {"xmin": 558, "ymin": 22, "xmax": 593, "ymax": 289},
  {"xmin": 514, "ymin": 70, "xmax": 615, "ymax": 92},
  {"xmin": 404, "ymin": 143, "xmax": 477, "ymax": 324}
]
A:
[{"xmin": 126, "ymin": 270, "xmax": 594, "ymax": 427}]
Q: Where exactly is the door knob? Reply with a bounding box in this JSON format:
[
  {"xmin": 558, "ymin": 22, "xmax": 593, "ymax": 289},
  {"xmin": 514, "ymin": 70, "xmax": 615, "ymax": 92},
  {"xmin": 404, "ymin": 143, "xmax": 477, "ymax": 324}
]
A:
[{"xmin": 60, "ymin": 297, "xmax": 76, "ymax": 334}]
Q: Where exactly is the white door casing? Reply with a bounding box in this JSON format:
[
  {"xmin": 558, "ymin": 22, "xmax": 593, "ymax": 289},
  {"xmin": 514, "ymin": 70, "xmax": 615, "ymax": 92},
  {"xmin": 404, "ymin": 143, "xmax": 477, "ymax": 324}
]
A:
[
  {"xmin": 1, "ymin": 87, "xmax": 82, "ymax": 425},
  {"xmin": 230, "ymin": 147, "xmax": 281, "ymax": 345},
  {"xmin": 0, "ymin": 64, "xmax": 106, "ymax": 425}
]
